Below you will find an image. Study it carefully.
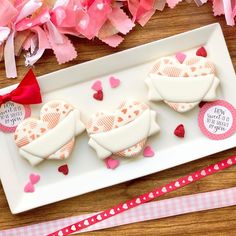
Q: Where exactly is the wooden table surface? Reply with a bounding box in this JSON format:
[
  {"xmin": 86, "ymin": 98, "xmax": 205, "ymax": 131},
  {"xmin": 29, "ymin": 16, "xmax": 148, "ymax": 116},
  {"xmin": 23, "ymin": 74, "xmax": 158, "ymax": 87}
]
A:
[{"xmin": 1, "ymin": 2, "xmax": 236, "ymax": 235}]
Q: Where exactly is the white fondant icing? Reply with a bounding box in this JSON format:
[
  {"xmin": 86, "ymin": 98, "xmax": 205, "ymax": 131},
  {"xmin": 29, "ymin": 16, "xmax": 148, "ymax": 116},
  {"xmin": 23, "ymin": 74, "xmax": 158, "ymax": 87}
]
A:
[
  {"xmin": 148, "ymin": 110, "xmax": 160, "ymax": 136},
  {"xmin": 202, "ymin": 76, "xmax": 220, "ymax": 101},
  {"xmin": 88, "ymin": 139, "xmax": 112, "ymax": 160},
  {"xmin": 20, "ymin": 110, "xmax": 85, "ymax": 161},
  {"xmin": 90, "ymin": 109, "xmax": 150, "ymax": 153},
  {"xmin": 145, "ymin": 77, "xmax": 163, "ymax": 101},
  {"xmin": 88, "ymin": 108, "xmax": 159, "ymax": 159},
  {"xmin": 19, "ymin": 149, "xmax": 44, "ymax": 166},
  {"xmin": 148, "ymin": 74, "xmax": 217, "ymax": 103}
]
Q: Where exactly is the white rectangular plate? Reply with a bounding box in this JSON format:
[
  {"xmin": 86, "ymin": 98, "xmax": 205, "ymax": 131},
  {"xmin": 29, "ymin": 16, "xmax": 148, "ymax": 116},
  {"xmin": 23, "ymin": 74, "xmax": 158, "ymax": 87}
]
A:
[{"xmin": 0, "ymin": 23, "xmax": 236, "ymax": 214}]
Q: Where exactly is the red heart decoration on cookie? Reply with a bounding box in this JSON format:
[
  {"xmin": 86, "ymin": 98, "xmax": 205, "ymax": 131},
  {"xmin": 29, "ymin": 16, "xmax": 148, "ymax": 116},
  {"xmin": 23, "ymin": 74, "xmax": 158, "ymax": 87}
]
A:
[
  {"xmin": 58, "ymin": 164, "xmax": 69, "ymax": 175},
  {"xmin": 196, "ymin": 46, "xmax": 207, "ymax": 57},
  {"xmin": 93, "ymin": 90, "xmax": 103, "ymax": 101},
  {"xmin": 174, "ymin": 124, "xmax": 185, "ymax": 138}
]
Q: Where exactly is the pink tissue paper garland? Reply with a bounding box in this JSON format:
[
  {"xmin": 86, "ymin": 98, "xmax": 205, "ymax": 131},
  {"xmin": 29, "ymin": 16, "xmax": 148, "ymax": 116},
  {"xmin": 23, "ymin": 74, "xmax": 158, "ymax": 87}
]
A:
[
  {"xmin": 0, "ymin": 187, "xmax": 236, "ymax": 236},
  {"xmin": 47, "ymin": 155, "xmax": 236, "ymax": 236},
  {"xmin": 0, "ymin": 0, "xmax": 235, "ymax": 78}
]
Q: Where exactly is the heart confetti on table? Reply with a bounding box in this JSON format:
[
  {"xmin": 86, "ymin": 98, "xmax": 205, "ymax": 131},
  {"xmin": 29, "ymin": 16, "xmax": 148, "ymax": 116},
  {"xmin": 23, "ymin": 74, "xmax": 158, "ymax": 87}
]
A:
[
  {"xmin": 143, "ymin": 146, "xmax": 155, "ymax": 157},
  {"xmin": 174, "ymin": 124, "xmax": 185, "ymax": 138},
  {"xmin": 105, "ymin": 157, "xmax": 120, "ymax": 169},
  {"xmin": 109, "ymin": 76, "xmax": 121, "ymax": 88},
  {"xmin": 24, "ymin": 183, "xmax": 35, "ymax": 193},
  {"xmin": 29, "ymin": 173, "xmax": 40, "ymax": 184},
  {"xmin": 91, "ymin": 80, "xmax": 102, "ymax": 91},
  {"xmin": 199, "ymin": 101, "xmax": 207, "ymax": 108},
  {"xmin": 58, "ymin": 164, "xmax": 69, "ymax": 176},
  {"xmin": 24, "ymin": 173, "xmax": 41, "ymax": 193},
  {"xmin": 93, "ymin": 90, "xmax": 103, "ymax": 101}
]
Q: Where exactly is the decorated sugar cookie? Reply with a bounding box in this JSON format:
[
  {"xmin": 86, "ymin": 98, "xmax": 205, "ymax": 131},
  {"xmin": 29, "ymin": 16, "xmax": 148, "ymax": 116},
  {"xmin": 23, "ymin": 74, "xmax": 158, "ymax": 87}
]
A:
[
  {"xmin": 86, "ymin": 101, "xmax": 160, "ymax": 159},
  {"xmin": 14, "ymin": 101, "xmax": 85, "ymax": 166},
  {"xmin": 145, "ymin": 51, "xmax": 220, "ymax": 112}
]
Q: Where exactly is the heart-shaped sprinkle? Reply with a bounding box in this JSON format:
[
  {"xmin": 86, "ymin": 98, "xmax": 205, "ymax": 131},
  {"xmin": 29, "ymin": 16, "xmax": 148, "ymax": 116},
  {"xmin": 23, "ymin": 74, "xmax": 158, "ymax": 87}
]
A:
[
  {"xmin": 162, "ymin": 187, "xmax": 167, "ymax": 193},
  {"xmin": 24, "ymin": 182, "xmax": 35, "ymax": 193},
  {"xmin": 84, "ymin": 220, "xmax": 89, "ymax": 226},
  {"xmin": 175, "ymin": 52, "xmax": 186, "ymax": 64},
  {"xmin": 109, "ymin": 76, "xmax": 121, "ymax": 88},
  {"xmin": 71, "ymin": 225, "xmax": 76, "ymax": 231},
  {"xmin": 97, "ymin": 215, "xmax": 102, "ymax": 220},
  {"xmin": 93, "ymin": 90, "xmax": 103, "ymax": 101},
  {"xmin": 199, "ymin": 101, "xmax": 207, "ymax": 108},
  {"xmin": 201, "ymin": 170, "xmax": 206, "ymax": 176},
  {"xmin": 227, "ymin": 159, "xmax": 233, "ymax": 165},
  {"xmin": 143, "ymin": 146, "xmax": 155, "ymax": 157},
  {"xmin": 105, "ymin": 156, "xmax": 120, "ymax": 169},
  {"xmin": 29, "ymin": 173, "xmax": 40, "ymax": 184},
  {"xmin": 91, "ymin": 80, "xmax": 102, "ymax": 91},
  {"xmin": 214, "ymin": 164, "xmax": 219, "ymax": 170},
  {"xmin": 196, "ymin": 46, "xmax": 207, "ymax": 57},
  {"xmin": 188, "ymin": 176, "xmax": 193, "ymax": 182},
  {"xmin": 136, "ymin": 198, "xmax": 141, "ymax": 204},
  {"xmin": 58, "ymin": 230, "xmax": 63, "ymax": 236},
  {"xmin": 58, "ymin": 164, "xmax": 69, "ymax": 175},
  {"xmin": 174, "ymin": 124, "xmax": 185, "ymax": 138},
  {"xmin": 175, "ymin": 181, "xmax": 180, "ymax": 187},
  {"xmin": 123, "ymin": 203, "xmax": 128, "ymax": 209},
  {"xmin": 110, "ymin": 209, "xmax": 115, "ymax": 215},
  {"xmin": 148, "ymin": 192, "xmax": 154, "ymax": 198}
]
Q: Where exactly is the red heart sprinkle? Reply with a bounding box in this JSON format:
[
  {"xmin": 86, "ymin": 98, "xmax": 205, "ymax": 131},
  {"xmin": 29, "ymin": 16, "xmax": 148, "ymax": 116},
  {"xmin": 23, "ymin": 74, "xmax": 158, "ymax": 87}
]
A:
[
  {"xmin": 199, "ymin": 101, "xmax": 207, "ymax": 108},
  {"xmin": 58, "ymin": 164, "xmax": 69, "ymax": 175},
  {"xmin": 196, "ymin": 46, "xmax": 207, "ymax": 57},
  {"xmin": 93, "ymin": 90, "xmax": 103, "ymax": 101},
  {"xmin": 174, "ymin": 124, "xmax": 185, "ymax": 138}
]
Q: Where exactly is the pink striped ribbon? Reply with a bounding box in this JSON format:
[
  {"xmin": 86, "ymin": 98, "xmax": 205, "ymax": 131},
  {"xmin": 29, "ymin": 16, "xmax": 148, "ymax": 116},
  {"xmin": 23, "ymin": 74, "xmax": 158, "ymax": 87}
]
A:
[{"xmin": 48, "ymin": 155, "xmax": 236, "ymax": 236}]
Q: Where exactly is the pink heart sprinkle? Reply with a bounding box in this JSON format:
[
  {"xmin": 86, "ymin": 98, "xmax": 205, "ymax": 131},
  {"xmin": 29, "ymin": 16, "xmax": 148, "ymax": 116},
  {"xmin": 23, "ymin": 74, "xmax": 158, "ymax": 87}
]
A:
[
  {"xmin": 175, "ymin": 52, "xmax": 186, "ymax": 64},
  {"xmin": 109, "ymin": 76, "xmax": 121, "ymax": 88},
  {"xmin": 143, "ymin": 146, "xmax": 155, "ymax": 157},
  {"xmin": 29, "ymin": 173, "xmax": 40, "ymax": 184},
  {"xmin": 91, "ymin": 80, "xmax": 102, "ymax": 91},
  {"xmin": 105, "ymin": 156, "xmax": 120, "ymax": 169},
  {"xmin": 24, "ymin": 182, "xmax": 35, "ymax": 193}
]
